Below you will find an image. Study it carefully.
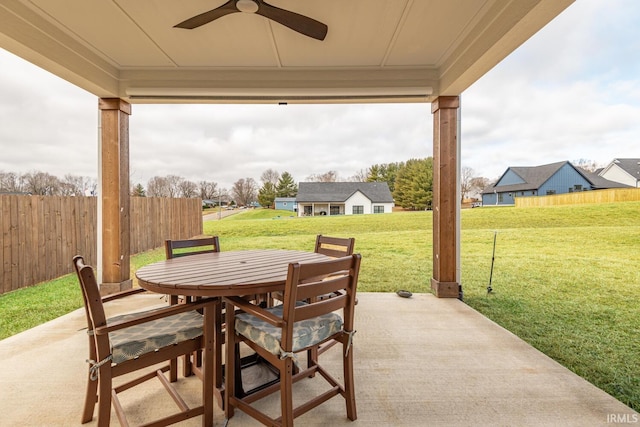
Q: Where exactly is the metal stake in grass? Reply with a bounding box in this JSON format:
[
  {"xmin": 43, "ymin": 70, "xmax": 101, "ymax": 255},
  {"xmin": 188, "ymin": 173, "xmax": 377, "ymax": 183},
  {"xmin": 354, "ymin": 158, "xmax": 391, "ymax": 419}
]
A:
[{"xmin": 487, "ymin": 231, "xmax": 497, "ymax": 294}]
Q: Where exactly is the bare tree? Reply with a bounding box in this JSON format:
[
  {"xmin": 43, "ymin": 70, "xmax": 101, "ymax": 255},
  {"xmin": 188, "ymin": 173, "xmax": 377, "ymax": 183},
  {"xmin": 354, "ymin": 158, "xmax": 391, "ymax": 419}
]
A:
[
  {"xmin": 60, "ymin": 174, "xmax": 94, "ymax": 196},
  {"xmin": 232, "ymin": 178, "xmax": 258, "ymax": 206},
  {"xmin": 199, "ymin": 181, "xmax": 219, "ymax": 200},
  {"xmin": 178, "ymin": 179, "xmax": 198, "ymax": 198},
  {"xmin": 461, "ymin": 166, "xmax": 475, "ymax": 200},
  {"xmin": 470, "ymin": 176, "xmax": 491, "ymax": 198},
  {"xmin": 0, "ymin": 171, "xmax": 24, "ymax": 193},
  {"xmin": 165, "ymin": 175, "xmax": 182, "ymax": 198},
  {"xmin": 306, "ymin": 170, "xmax": 339, "ymax": 182},
  {"xmin": 22, "ymin": 171, "xmax": 60, "ymax": 195},
  {"xmin": 348, "ymin": 169, "xmax": 367, "ymax": 182},
  {"xmin": 147, "ymin": 176, "xmax": 170, "ymax": 197},
  {"xmin": 573, "ymin": 158, "xmax": 601, "ymax": 173},
  {"xmin": 216, "ymin": 188, "xmax": 230, "ymax": 205},
  {"xmin": 260, "ymin": 169, "xmax": 280, "ymax": 186}
]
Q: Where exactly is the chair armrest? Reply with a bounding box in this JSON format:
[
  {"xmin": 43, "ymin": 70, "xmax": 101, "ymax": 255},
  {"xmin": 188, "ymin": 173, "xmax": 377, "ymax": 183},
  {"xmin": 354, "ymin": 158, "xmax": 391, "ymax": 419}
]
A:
[
  {"xmin": 101, "ymin": 287, "xmax": 146, "ymax": 303},
  {"xmin": 223, "ymin": 296, "xmax": 283, "ymax": 327},
  {"xmin": 94, "ymin": 297, "xmax": 218, "ymax": 336}
]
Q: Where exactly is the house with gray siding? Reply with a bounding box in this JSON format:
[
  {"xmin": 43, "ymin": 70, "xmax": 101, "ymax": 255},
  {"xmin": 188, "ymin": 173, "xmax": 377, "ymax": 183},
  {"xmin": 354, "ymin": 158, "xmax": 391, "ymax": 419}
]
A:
[
  {"xmin": 274, "ymin": 197, "xmax": 297, "ymax": 212},
  {"xmin": 482, "ymin": 161, "xmax": 628, "ymax": 206},
  {"xmin": 598, "ymin": 158, "xmax": 640, "ymax": 188},
  {"xmin": 296, "ymin": 182, "xmax": 394, "ymax": 216}
]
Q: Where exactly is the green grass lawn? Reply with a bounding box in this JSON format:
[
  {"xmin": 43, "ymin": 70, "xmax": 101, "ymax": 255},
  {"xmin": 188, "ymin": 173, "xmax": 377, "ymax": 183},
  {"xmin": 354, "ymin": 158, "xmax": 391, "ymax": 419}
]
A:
[{"xmin": 2, "ymin": 202, "xmax": 639, "ymax": 410}]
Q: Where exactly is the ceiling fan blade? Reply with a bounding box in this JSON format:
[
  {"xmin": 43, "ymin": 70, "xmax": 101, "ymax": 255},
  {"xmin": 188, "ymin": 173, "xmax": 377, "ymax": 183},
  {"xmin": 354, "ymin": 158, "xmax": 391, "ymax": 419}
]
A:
[
  {"xmin": 256, "ymin": 1, "xmax": 327, "ymax": 41},
  {"xmin": 174, "ymin": 1, "xmax": 239, "ymax": 29}
]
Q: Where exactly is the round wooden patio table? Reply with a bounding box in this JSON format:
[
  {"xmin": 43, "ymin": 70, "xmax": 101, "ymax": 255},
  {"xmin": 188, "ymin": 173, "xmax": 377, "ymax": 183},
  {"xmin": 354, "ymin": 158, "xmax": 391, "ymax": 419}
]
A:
[
  {"xmin": 135, "ymin": 249, "xmax": 331, "ymax": 425},
  {"xmin": 136, "ymin": 249, "xmax": 330, "ymax": 297}
]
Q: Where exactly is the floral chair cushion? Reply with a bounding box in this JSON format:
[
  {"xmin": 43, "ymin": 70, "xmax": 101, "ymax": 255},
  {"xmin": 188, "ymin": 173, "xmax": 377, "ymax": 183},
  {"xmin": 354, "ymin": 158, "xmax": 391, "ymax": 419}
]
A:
[
  {"xmin": 107, "ymin": 310, "xmax": 203, "ymax": 364},
  {"xmin": 235, "ymin": 303, "xmax": 343, "ymax": 358}
]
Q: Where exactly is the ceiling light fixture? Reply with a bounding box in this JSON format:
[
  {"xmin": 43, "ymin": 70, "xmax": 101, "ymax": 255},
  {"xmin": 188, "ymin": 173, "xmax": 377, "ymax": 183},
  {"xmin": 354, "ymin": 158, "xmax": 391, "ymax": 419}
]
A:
[{"xmin": 236, "ymin": 0, "xmax": 259, "ymax": 13}]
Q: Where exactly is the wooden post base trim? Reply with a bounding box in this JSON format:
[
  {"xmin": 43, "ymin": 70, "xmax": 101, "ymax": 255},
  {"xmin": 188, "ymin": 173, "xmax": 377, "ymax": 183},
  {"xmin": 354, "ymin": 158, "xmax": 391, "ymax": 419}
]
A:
[
  {"xmin": 100, "ymin": 279, "xmax": 133, "ymax": 296},
  {"xmin": 431, "ymin": 278, "xmax": 460, "ymax": 298}
]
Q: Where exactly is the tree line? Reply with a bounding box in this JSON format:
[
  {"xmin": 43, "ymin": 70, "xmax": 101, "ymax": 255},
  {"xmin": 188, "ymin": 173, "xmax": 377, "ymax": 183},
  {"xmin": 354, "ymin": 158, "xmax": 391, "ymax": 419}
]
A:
[
  {"xmin": 0, "ymin": 171, "xmax": 96, "ymax": 196},
  {"xmin": 2, "ymin": 160, "xmax": 491, "ymax": 210}
]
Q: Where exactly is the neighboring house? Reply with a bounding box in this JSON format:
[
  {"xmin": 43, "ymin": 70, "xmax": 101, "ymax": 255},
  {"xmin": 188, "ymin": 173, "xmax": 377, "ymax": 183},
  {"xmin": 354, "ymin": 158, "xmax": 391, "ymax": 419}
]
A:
[
  {"xmin": 274, "ymin": 197, "xmax": 297, "ymax": 212},
  {"xmin": 598, "ymin": 158, "xmax": 640, "ymax": 188},
  {"xmin": 296, "ymin": 182, "xmax": 394, "ymax": 216},
  {"xmin": 482, "ymin": 161, "xmax": 628, "ymax": 206}
]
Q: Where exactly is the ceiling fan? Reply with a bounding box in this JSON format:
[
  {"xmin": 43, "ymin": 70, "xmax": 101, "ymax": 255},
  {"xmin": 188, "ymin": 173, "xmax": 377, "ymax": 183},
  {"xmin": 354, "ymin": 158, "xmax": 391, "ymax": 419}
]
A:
[{"xmin": 174, "ymin": 0, "xmax": 328, "ymax": 41}]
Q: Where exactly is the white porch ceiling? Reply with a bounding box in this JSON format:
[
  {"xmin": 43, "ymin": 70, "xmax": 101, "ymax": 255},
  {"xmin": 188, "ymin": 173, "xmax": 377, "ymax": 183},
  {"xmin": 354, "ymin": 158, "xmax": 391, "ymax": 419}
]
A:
[{"xmin": 0, "ymin": 0, "xmax": 573, "ymax": 103}]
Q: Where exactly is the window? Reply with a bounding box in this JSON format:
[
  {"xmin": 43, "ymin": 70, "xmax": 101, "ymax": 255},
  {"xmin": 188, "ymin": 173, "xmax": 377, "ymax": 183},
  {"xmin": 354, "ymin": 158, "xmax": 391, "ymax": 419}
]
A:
[
  {"xmin": 330, "ymin": 206, "xmax": 340, "ymax": 215},
  {"xmin": 574, "ymin": 184, "xmax": 583, "ymax": 191},
  {"xmin": 498, "ymin": 193, "xmax": 504, "ymax": 203},
  {"xmin": 373, "ymin": 205, "xmax": 384, "ymax": 213},
  {"xmin": 352, "ymin": 205, "xmax": 364, "ymax": 214},
  {"xmin": 546, "ymin": 190, "xmax": 556, "ymax": 195},
  {"xmin": 304, "ymin": 205, "xmax": 312, "ymax": 215}
]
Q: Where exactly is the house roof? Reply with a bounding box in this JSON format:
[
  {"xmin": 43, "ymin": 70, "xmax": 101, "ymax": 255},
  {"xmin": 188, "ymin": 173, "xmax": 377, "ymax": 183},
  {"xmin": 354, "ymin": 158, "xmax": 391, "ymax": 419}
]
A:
[
  {"xmin": 604, "ymin": 158, "xmax": 640, "ymax": 179},
  {"xmin": 482, "ymin": 160, "xmax": 629, "ymax": 194},
  {"xmin": 0, "ymin": 1, "xmax": 573, "ymax": 104},
  {"xmin": 274, "ymin": 197, "xmax": 296, "ymax": 202},
  {"xmin": 483, "ymin": 161, "xmax": 569, "ymax": 194},
  {"xmin": 297, "ymin": 182, "xmax": 393, "ymax": 203},
  {"xmin": 579, "ymin": 169, "xmax": 631, "ymax": 189}
]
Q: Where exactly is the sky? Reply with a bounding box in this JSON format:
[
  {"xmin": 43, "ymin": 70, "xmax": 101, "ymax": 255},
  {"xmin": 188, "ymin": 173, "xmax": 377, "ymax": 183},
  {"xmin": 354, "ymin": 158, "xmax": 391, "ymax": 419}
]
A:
[{"xmin": 1, "ymin": 0, "xmax": 639, "ymax": 192}]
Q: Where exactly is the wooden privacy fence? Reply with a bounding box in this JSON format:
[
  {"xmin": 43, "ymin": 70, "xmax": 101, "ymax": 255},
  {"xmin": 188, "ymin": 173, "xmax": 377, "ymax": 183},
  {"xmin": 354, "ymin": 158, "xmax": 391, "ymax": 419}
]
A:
[
  {"xmin": 515, "ymin": 188, "xmax": 640, "ymax": 207},
  {"xmin": 129, "ymin": 197, "xmax": 203, "ymax": 254},
  {"xmin": 1, "ymin": 195, "xmax": 202, "ymax": 295}
]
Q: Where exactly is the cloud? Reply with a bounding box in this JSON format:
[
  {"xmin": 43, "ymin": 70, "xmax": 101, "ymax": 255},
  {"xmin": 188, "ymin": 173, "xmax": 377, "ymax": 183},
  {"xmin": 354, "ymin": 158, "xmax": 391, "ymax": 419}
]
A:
[
  {"xmin": 1, "ymin": 0, "xmax": 639, "ymax": 190},
  {"xmin": 129, "ymin": 103, "xmax": 432, "ymax": 189},
  {"xmin": 460, "ymin": 0, "xmax": 640, "ymax": 180}
]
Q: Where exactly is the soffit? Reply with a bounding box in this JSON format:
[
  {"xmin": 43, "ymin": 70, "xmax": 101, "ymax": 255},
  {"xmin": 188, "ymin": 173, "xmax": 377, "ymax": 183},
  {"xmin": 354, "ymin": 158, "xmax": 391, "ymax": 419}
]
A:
[{"xmin": 0, "ymin": 0, "xmax": 574, "ymax": 104}]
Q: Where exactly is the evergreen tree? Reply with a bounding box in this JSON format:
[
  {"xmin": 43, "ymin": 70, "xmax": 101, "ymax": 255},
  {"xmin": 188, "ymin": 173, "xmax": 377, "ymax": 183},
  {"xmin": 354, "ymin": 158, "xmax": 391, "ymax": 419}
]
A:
[
  {"xmin": 276, "ymin": 171, "xmax": 298, "ymax": 197},
  {"xmin": 131, "ymin": 183, "xmax": 146, "ymax": 197},
  {"xmin": 367, "ymin": 162, "xmax": 402, "ymax": 193},
  {"xmin": 258, "ymin": 181, "xmax": 277, "ymax": 208},
  {"xmin": 393, "ymin": 158, "xmax": 433, "ymax": 210}
]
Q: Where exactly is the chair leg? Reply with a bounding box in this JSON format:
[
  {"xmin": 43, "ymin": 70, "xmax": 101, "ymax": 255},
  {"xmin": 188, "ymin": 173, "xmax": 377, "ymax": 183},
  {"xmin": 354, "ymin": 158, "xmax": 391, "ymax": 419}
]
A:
[
  {"xmin": 169, "ymin": 295, "xmax": 180, "ymax": 382},
  {"xmin": 183, "ymin": 296, "xmax": 196, "ymax": 377},
  {"xmin": 96, "ymin": 365, "xmax": 112, "ymax": 427},
  {"xmin": 307, "ymin": 347, "xmax": 318, "ymax": 377},
  {"xmin": 224, "ymin": 309, "xmax": 236, "ymax": 420},
  {"xmin": 343, "ymin": 341, "xmax": 357, "ymax": 421},
  {"xmin": 182, "ymin": 352, "xmax": 193, "ymax": 377},
  {"xmin": 233, "ymin": 343, "xmax": 244, "ymax": 397},
  {"xmin": 82, "ymin": 372, "xmax": 98, "ymax": 423},
  {"xmin": 82, "ymin": 340, "xmax": 98, "ymax": 423},
  {"xmin": 280, "ymin": 358, "xmax": 294, "ymax": 427},
  {"xmin": 203, "ymin": 304, "xmax": 216, "ymax": 426}
]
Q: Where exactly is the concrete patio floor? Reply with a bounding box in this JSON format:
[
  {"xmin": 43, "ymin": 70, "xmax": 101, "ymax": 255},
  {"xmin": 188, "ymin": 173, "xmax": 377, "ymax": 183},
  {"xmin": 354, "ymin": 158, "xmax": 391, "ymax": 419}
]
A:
[{"xmin": 0, "ymin": 292, "xmax": 636, "ymax": 426}]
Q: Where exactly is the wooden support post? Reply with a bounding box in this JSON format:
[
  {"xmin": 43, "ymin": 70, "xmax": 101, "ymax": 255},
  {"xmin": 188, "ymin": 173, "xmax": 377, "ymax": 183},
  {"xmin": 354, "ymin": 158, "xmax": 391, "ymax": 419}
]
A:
[
  {"xmin": 98, "ymin": 98, "xmax": 131, "ymax": 295},
  {"xmin": 431, "ymin": 96, "xmax": 461, "ymax": 298}
]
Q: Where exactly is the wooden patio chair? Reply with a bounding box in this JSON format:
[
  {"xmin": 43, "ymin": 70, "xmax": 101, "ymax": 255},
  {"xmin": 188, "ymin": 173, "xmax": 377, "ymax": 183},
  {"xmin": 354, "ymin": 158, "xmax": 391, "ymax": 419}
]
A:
[
  {"xmin": 165, "ymin": 236, "xmax": 220, "ymax": 377},
  {"xmin": 73, "ymin": 255, "xmax": 215, "ymax": 426},
  {"xmin": 166, "ymin": 236, "xmax": 268, "ymax": 404},
  {"xmin": 272, "ymin": 235, "xmax": 356, "ymax": 356},
  {"xmin": 312, "ymin": 235, "xmax": 356, "ymax": 355},
  {"xmin": 165, "ymin": 236, "xmax": 221, "ymax": 261},
  {"xmin": 271, "ymin": 234, "xmax": 358, "ymax": 358},
  {"xmin": 271, "ymin": 235, "xmax": 355, "ymax": 303},
  {"xmin": 223, "ymin": 254, "xmax": 362, "ymax": 427},
  {"xmin": 314, "ymin": 234, "xmax": 356, "ymax": 258}
]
